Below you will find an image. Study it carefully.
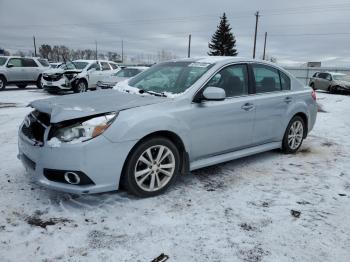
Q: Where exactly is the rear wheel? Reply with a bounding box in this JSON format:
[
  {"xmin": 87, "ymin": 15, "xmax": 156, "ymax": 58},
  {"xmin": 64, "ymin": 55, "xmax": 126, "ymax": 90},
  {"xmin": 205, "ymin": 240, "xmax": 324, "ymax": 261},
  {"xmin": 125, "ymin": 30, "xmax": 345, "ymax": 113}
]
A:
[
  {"xmin": 0, "ymin": 76, "xmax": 6, "ymax": 90},
  {"xmin": 282, "ymin": 116, "xmax": 305, "ymax": 154},
  {"xmin": 329, "ymin": 85, "xmax": 337, "ymax": 94},
  {"xmin": 17, "ymin": 84, "xmax": 27, "ymax": 89},
  {"xmin": 122, "ymin": 137, "xmax": 180, "ymax": 197},
  {"xmin": 74, "ymin": 80, "xmax": 87, "ymax": 93}
]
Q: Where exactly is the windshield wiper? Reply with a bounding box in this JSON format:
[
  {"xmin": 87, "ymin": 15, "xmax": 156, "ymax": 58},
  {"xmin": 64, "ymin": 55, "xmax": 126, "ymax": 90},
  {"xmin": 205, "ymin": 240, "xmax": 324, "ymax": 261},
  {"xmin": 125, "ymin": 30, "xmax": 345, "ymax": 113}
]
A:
[{"xmin": 138, "ymin": 89, "xmax": 167, "ymax": 97}]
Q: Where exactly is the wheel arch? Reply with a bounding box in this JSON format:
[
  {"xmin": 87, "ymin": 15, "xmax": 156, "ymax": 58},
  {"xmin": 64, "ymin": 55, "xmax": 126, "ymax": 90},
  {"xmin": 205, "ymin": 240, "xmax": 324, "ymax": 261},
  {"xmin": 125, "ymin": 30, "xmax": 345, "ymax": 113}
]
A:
[
  {"xmin": 119, "ymin": 130, "xmax": 190, "ymax": 188},
  {"xmin": 0, "ymin": 74, "xmax": 7, "ymax": 81},
  {"xmin": 292, "ymin": 112, "xmax": 308, "ymax": 138}
]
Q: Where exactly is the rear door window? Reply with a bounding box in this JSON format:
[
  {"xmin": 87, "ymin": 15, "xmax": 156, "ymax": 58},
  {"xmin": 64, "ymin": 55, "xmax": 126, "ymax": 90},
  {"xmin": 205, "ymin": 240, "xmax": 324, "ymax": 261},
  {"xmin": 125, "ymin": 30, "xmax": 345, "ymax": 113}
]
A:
[
  {"xmin": 23, "ymin": 58, "xmax": 38, "ymax": 67},
  {"xmin": 279, "ymin": 71, "xmax": 291, "ymax": 90},
  {"xmin": 109, "ymin": 63, "xmax": 119, "ymax": 70},
  {"xmin": 101, "ymin": 62, "xmax": 111, "ymax": 71},
  {"xmin": 252, "ymin": 64, "xmax": 282, "ymax": 93}
]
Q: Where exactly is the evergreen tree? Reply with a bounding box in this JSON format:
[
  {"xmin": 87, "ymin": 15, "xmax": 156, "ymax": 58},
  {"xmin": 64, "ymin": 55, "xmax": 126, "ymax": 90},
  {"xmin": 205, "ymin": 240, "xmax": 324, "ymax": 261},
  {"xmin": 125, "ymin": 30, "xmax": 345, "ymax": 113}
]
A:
[{"xmin": 208, "ymin": 13, "xmax": 238, "ymax": 56}]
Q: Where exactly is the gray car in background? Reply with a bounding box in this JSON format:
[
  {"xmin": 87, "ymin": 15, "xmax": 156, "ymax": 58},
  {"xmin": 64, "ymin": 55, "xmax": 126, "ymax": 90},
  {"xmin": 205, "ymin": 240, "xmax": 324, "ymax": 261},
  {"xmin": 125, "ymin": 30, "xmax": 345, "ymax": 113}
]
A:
[
  {"xmin": 18, "ymin": 57, "xmax": 317, "ymax": 197},
  {"xmin": 0, "ymin": 56, "xmax": 50, "ymax": 89},
  {"xmin": 96, "ymin": 66, "xmax": 148, "ymax": 89},
  {"xmin": 309, "ymin": 71, "xmax": 350, "ymax": 93}
]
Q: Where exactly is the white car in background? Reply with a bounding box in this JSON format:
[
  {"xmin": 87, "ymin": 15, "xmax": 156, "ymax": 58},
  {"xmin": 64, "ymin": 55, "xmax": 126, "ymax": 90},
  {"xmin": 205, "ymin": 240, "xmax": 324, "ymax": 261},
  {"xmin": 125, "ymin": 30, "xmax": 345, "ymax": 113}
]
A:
[
  {"xmin": 0, "ymin": 56, "xmax": 50, "ymax": 89},
  {"xmin": 96, "ymin": 66, "xmax": 148, "ymax": 89},
  {"xmin": 42, "ymin": 60, "xmax": 120, "ymax": 93}
]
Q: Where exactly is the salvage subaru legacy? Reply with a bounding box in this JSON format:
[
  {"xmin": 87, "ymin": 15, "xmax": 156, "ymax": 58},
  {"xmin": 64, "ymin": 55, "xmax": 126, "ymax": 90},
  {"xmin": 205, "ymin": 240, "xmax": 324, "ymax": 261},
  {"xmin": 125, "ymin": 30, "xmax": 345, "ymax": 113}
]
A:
[{"xmin": 18, "ymin": 57, "xmax": 317, "ymax": 197}]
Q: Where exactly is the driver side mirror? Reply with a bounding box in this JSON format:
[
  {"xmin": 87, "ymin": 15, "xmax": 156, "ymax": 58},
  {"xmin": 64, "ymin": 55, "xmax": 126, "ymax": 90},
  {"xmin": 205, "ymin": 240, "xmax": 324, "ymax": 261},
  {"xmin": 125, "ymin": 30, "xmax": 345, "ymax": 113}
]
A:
[
  {"xmin": 202, "ymin": 86, "xmax": 226, "ymax": 101},
  {"xmin": 7, "ymin": 63, "xmax": 14, "ymax": 68}
]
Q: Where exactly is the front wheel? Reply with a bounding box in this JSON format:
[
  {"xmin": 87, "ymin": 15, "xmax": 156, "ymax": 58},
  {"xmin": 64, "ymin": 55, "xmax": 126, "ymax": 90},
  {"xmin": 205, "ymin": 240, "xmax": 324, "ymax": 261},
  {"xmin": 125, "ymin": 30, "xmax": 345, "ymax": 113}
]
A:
[
  {"xmin": 282, "ymin": 116, "xmax": 305, "ymax": 154},
  {"xmin": 74, "ymin": 80, "xmax": 87, "ymax": 93},
  {"xmin": 122, "ymin": 137, "xmax": 180, "ymax": 197}
]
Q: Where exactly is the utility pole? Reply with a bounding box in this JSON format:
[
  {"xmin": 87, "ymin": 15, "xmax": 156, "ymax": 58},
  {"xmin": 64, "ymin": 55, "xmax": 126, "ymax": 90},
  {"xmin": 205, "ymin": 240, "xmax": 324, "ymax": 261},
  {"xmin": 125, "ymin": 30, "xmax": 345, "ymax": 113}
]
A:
[
  {"xmin": 187, "ymin": 34, "xmax": 191, "ymax": 58},
  {"xmin": 253, "ymin": 11, "xmax": 260, "ymax": 59},
  {"xmin": 95, "ymin": 40, "xmax": 98, "ymax": 60},
  {"xmin": 121, "ymin": 40, "xmax": 124, "ymax": 63},
  {"xmin": 33, "ymin": 36, "xmax": 37, "ymax": 57},
  {"xmin": 263, "ymin": 32, "xmax": 267, "ymax": 60}
]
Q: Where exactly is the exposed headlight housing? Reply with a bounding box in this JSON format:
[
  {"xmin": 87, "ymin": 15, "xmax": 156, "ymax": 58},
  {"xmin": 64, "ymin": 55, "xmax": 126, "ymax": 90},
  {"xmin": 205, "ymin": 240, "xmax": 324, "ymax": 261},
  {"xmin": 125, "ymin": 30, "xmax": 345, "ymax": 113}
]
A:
[{"xmin": 49, "ymin": 112, "xmax": 117, "ymax": 144}]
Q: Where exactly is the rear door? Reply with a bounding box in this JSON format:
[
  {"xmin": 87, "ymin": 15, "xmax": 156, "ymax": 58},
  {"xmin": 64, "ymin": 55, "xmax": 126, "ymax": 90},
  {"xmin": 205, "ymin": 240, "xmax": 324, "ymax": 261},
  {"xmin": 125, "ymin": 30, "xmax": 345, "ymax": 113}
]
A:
[
  {"xmin": 250, "ymin": 63, "xmax": 293, "ymax": 145},
  {"xmin": 22, "ymin": 58, "xmax": 40, "ymax": 81},
  {"xmin": 6, "ymin": 58, "xmax": 26, "ymax": 82}
]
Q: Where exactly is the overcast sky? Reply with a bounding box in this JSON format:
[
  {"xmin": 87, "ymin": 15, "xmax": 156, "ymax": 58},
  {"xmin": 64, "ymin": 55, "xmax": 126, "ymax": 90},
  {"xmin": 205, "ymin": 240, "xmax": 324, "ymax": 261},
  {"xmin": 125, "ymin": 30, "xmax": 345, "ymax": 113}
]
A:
[{"xmin": 1, "ymin": 0, "xmax": 350, "ymax": 66}]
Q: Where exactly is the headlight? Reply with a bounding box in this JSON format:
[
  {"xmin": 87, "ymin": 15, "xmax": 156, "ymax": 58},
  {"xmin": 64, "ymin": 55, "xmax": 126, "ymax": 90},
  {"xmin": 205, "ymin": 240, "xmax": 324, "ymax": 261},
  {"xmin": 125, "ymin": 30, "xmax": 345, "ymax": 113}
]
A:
[{"xmin": 50, "ymin": 112, "xmax": 117, "ymax": 143}]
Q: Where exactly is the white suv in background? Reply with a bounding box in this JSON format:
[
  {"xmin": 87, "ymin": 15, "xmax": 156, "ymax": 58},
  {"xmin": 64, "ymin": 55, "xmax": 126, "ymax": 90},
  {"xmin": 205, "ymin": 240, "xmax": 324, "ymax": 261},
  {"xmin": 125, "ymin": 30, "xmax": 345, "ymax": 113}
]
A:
[
  {"xmin": 0, "ymin": 56, "xmax": 50, "ymax": 90},
  {"xmin": 42, "ymin": 60, "xmax": 120, "ymax": 93}
]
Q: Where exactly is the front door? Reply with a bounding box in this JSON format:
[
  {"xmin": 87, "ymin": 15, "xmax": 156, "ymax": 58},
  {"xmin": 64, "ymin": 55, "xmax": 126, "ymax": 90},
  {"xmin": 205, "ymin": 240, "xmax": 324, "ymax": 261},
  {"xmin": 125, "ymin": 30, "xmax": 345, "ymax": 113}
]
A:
[
  {"xmin": 6, "ymin": 58, "xmax": 26, "ymax": 82},
  {"xmin": 188, "ymin": 64, "xmax": 256, "ymax": 160}
]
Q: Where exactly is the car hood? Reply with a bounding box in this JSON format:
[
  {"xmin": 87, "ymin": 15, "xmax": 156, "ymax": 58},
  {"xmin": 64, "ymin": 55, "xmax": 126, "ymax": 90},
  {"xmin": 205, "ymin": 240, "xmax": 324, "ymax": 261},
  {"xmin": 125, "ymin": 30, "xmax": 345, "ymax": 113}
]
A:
[
  {"xmin": 43, "ymin": 68, "xmax": 83, "ymax": 75},
  {"xmin": 29, "ymin": 90, "xmax": 166, "ymax": 123}
]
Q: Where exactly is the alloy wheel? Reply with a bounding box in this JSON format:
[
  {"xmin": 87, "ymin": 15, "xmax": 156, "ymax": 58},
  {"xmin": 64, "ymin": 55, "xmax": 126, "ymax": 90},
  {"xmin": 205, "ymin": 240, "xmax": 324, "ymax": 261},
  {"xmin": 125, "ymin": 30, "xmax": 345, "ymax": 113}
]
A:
[
  {"xmin": 77, "ymin": 82, "xmax": 86, "ymax": 92},
  {"xmin": 134, "ymin": 145, "xmax": 176, "ymax": 192},
  {"xmin": 288, "ymin": 120, "xmax": 304, "ymax": 150}
]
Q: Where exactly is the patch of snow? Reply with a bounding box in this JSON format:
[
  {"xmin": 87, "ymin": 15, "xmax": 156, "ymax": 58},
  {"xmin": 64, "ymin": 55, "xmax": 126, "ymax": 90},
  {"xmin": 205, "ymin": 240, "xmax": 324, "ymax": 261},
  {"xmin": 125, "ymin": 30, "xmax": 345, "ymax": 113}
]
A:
[
  {"xmin": 0, "ymin": 89, "xmax": 349, "ymax": 261},
  {"xmin": 46, "ymin": 137, "xmax": 61, "ymax": 148}
]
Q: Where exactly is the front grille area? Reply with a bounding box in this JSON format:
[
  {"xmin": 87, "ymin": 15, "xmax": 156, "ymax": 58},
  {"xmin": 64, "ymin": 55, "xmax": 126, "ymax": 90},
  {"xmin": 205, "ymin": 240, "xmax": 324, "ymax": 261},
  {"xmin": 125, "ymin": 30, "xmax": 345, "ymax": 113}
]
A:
[
  {"xmin": 21, "ymin": 111, "xmax": 50, "ymax": 145},
  {"xmin": 43, "ymin": 74, "xmax": 62, "ymax": 81}
]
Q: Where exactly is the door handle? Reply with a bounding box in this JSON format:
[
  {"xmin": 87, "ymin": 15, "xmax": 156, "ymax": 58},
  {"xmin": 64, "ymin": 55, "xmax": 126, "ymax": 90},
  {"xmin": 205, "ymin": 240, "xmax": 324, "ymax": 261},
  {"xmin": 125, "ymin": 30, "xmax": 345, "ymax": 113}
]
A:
[
  {"xmin": 284, "ymin": 97, "xmax": 293, "ymax": 103},
  {"xmin": 241, "ymin": 103, "xmax": 255, "ymax": 111}
]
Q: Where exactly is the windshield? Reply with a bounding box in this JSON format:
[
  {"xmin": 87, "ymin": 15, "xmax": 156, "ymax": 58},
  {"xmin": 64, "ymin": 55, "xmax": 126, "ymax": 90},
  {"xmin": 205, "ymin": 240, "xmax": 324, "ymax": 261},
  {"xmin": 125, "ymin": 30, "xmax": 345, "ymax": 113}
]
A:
[
  {"xmin": 128, "ymin": 61, "xmax": 214, "ymax": 94},
  {"xmin": 60, "ymin": 61, "xmax": 88, "ymax": 70},
  {"xmin": 114, "ymin": 68, "xmax": 141, "ymax": 78},
  {"xmin": 333, "ymin": 74, "xmax": 350, "ymax": 82},
  {"xmin": 0, "ymin": 57, "xmax": 7, "ymax": 66}
]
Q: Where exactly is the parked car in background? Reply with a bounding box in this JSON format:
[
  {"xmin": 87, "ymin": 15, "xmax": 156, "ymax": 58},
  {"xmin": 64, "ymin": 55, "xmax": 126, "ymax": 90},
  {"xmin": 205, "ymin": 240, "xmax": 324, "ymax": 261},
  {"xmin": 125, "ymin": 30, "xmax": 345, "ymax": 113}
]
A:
[
  {"xmin": 49, "ymin": 62, "xmax": 63, "ymax": 69},
  {"xmin": 96, "ymin": 66, "xmax": 148, "ymax": 89},
  {"xmin": 18, "ymin": 57, "xmax": 317, "ymax": 197},
  {"xmin": 0, "ymin": 56, "xmax": 50, "ymax": 89},
  {"xmin": 309, "ymin": 71, "xmax": 350, "ymax": 93},
  {"xmin": 41, "ymin": 60, "xmax": 120, "ymax": 93}
]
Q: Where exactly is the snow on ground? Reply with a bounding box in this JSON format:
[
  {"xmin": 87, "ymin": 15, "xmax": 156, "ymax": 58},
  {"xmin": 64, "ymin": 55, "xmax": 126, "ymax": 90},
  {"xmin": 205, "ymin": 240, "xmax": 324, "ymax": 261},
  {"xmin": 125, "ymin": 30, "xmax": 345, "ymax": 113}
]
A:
[{"xmin": 0, "ymin": 88, "xmax": 349, "ymax": 262}]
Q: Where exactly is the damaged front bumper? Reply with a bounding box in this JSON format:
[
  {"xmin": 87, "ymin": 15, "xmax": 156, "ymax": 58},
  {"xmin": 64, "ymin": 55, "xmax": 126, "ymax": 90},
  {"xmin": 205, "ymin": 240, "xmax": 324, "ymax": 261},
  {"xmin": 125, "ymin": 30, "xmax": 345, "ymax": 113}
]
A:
[{"xmin": 18, "ymin": 123, "xmax": 137, "ymax": 194}]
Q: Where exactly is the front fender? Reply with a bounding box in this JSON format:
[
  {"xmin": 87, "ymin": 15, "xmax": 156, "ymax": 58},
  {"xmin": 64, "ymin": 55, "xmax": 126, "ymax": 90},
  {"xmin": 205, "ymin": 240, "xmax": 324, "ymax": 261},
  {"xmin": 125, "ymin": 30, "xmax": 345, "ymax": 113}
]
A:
[{"xmin": 103, "ymin": 107, "xmax": 191, "ymax": 153}]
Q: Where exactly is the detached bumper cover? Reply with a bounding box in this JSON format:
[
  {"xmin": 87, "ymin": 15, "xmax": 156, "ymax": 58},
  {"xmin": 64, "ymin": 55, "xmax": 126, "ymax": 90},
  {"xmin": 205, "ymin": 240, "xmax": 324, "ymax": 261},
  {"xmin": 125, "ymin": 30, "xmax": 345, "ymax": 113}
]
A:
[{"xmin": 18, "ymin": 128, "xmax": 137, "ymax": 194}]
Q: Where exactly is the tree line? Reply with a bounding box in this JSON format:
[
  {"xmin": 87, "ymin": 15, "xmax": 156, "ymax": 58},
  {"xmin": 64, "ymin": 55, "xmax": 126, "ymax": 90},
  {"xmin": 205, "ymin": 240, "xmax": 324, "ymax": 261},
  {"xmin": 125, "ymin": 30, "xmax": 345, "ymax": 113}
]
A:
[{"xmin": 38, "ymin": 44, "xmax": 121, "ymax": 62}]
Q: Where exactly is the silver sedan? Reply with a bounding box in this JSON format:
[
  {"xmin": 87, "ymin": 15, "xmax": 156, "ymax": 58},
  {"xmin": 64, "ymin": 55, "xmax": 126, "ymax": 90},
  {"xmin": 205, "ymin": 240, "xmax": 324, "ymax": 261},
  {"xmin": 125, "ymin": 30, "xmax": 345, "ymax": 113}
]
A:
[{"xmin": 18, "ymin": 57, "xmax": 317, "ymax": 197}]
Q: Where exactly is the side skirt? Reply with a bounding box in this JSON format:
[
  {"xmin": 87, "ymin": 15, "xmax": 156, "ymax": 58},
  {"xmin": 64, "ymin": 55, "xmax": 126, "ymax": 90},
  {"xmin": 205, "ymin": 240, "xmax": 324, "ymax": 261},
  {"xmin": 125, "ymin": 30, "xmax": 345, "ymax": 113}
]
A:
[{"xmin": 190, "ymin": 142, "xmax": 281, "ymax": 171}]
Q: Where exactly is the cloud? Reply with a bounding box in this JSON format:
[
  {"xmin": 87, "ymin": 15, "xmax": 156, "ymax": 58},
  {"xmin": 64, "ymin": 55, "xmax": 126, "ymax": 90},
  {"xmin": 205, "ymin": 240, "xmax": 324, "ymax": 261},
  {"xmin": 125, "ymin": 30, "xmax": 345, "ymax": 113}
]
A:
[{"xmin": 0, "ymin": 0, "xmax": 349, "ymax": 65}]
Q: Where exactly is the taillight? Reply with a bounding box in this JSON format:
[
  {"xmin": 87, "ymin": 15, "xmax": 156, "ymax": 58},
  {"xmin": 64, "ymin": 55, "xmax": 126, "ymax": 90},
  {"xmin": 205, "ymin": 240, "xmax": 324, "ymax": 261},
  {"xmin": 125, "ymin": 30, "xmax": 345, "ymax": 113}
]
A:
[{"xmin": 311, "ymin": 90, "xmax": 317, "ymax": 101}]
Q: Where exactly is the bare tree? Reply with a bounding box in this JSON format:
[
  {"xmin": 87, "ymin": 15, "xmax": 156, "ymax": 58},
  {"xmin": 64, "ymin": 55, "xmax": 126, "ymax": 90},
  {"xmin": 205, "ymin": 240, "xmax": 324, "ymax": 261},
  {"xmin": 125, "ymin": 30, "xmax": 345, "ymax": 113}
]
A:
[{"xmin": 39, "ymin": 44, "xmax": 52, "ymax": 59}]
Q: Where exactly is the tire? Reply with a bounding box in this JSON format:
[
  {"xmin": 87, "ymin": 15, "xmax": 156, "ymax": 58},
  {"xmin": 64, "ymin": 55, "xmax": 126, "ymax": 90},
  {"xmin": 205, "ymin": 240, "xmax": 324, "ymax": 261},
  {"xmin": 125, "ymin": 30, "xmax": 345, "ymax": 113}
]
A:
[
  {"xmin": 310, "ymin": 83, "xmax": 315, "ymax": 90},
  {"xmin": 74, "ymin": 79, "xmax": 87, "ymax": 93},
  {"xmin": 17, "ymin": 84, "xmax": 27, "ymax": 89},
  {"xmin": 282, "ymin": 116, "xmax": 305, "ymax": 154},
  {"xmin": 122, "ymin": 137, "xmax": 181, "ymax": 197},
  {"xmin": 329, "ymin": 86, "xmax": 337, "ymax": 94},
  {"xmin": 36, "ymin": 75, "xmax": 43, "ymax": 89},
  {"xmin": 0, "ymin": 76, "xmax": 6, "ymax": 90}
]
